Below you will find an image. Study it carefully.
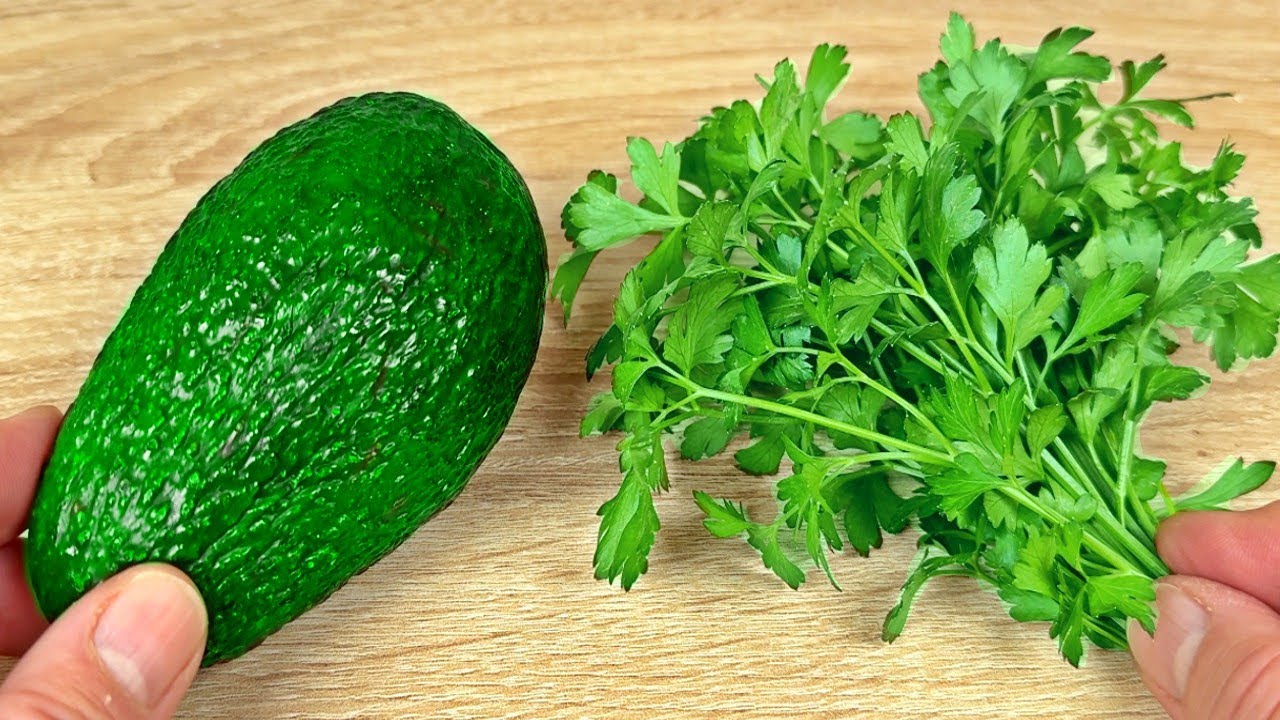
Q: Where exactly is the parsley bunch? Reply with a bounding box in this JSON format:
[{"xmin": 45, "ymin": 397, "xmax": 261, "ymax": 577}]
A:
[{"xmin": 552, "ymin": 14, "xmax": 1280, "ymax": 665}]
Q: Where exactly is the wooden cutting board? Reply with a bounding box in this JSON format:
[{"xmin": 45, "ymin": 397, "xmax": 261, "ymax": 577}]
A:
[{"xmin": 2, "ymin": 1, "xmax": 1277, "ymax": 717}]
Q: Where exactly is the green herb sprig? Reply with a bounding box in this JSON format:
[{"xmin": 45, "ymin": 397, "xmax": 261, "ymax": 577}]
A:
[{"xmin": 553, "ymin": 14, "xmax": 1280, "ymax": 665}]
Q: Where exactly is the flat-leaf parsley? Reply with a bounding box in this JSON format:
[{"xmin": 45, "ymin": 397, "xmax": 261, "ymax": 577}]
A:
[{"xmin": 554, "ymin": 14, "xmax": 1279, "ymax": 665}]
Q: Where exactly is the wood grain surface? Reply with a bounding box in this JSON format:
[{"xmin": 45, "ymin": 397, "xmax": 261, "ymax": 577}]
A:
[{"xmin": 2, "ymin": 1, "xmax": 1278, "ymax": 717}]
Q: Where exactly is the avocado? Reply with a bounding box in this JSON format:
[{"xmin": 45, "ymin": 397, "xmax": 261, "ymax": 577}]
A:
[{"xmin": 24, "ymin": 92, "xmax": 547, "ymax": 664}]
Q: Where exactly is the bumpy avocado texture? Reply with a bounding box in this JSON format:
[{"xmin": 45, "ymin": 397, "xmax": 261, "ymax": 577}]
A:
[{"xmin": 25, "ymin": 92, "xmax": 547, "ymax": 664}]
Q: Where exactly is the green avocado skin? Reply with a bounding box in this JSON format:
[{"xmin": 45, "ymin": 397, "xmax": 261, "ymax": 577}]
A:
[{"xmin": 25, "ymin": 92, "xmax": 547, "ymax": 665}]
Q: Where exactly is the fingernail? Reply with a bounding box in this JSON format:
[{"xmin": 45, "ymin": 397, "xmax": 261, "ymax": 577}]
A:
[
  {"xmin": 93, "ymin": 570, "xmax": 207, "ymax": 706},
  {"xmin": 1130, "ymin": 581, "xmax": 1209, "ymax": 700}
]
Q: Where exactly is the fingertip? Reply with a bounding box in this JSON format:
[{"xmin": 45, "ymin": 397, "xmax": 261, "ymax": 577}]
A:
[
  {"xmin": 0, "ymin": 406, "xmax": 64, "ymax": 443},
  {"xmin": 0, "ymin": 541, "xmax": 48, "ymax": 656},
  {"xmin": 1130, "ymin": 580, "xmax": 1210, "ymax": 704},
  {"xmin": 5, "ymin": 405, "xmax": 64, "ymax": 424},
  {"xmin": 1156, "ymin": 504, "xmax": 1280, "ymax": 612},
  {"xmin": 0, "ymin": 563, "xmax": 208, "ymax": 718},
  {"xmin": 91, "ymin": 565, "xmax": 208, "ymax": 708},
  {"xmin": 1146, "ymin": 576, "xmax": 1280, "ymax": 720},
  {"xmin": 1153, "ymin": 509, "xmax": 1214, "ymax": 572},
  {"xmin": 109, "ymin": 563, "xmax": 208, "ymax": 618},
  {"xmin": 0, "ymin": 405, "xmax": 65, "ymax": 542}
]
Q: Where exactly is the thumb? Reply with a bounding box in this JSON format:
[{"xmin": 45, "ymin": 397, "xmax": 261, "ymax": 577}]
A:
[
  {"xmin": 0, "ymin": 564, "xmax": 207, "ymax": 719},
  {"xmin": 1130, "ymin": 575, "xmax": 1280, "ymax": 720}
]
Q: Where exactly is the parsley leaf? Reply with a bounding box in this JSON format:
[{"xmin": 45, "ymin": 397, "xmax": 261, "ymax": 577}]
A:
[
  {"xmin": 921, "ymin": 145, "xmax": 985, "ymax": 269},
  {"xmin": 975, "ymin": 219, "xmax": 1057, "ymax": 352},
  {"xmin": 563, "ymin": 180, "xmax": 682, "ymax": 251},
  {"xmin": 1177, "ymin": 459, "xmax": 1276, "ymax": 511},
  {"xmin": 663, "ymin": 273, "xmax": 739, "ymax": 373},
  {"xmin": 594, "ymin": 422, "xmax": 668, "ymax": 590},
  {"xmin": 1027, "ymin": 26, "xmax": 1111, "ymax": 85},
  {"xmin": 628, "ymin": 137, "xmax": 683, "ymax": 216}
]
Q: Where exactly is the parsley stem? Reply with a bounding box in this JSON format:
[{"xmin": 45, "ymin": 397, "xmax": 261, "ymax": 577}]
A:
[
  {"xmin": 836, "ymin": 451, "xmax": 927, "ymax": 466},
  {"xmin": 765, "ymin": 218, "xmax": 811, "ymax": 231},
  {"xmin": 728, "ymin": 258, "xmax": 974, "ymax": 393},
  {"xmin": 870, "ymin": 318, "xmax": 966, "ymax": 379},
  {"xmin": 731, "ymin": 279, "xmax": 788, "ymax": 296},
  {"xmin": 841, "ymin": 216, "xmax": 994, "ymax": 388},
  {"xmin": 1086, "ymin": 442, "xmax": 1113, "ymax": 482},
  {"xmin": 739, "ymin": 244, "xmax": 786, "ymax": 278},
  {"xmin": 652, "ymin": 410, "xmax": 700, "ymax": 432},
  {"xmin": 1053, "ymin": 437, "xmax": 1117, "ymax": 507},
  {"xmin": 824, "ymin": 239, "xmax": 851, "ymax": 262},
  {"xmin": 1007, "ymin": 338, "xmax": 1164, "ymax": 575},
  {"xmin": 1001, "ymin": 484, "xmax": 1144, "ymax": 576},
  {"xmin": 1041, "ymin": 446, "xmax": 1166, "ymax": 576},
  {"xmin": 1158, "ymin": 483, "xmax": 1177, "ymax": 517},
  {"xmin": 1046, "ymin": 230, "xmax": 1089, "ymax": 257},
  {"xmin": 838, "ymin": 224, "xmax": 921, "ymax": 293},
  {"xmin": 771, "ymin": 186, "xmax": 808, "ymax": 226},
  {"xmin": 1134, "ymin": 496, "xmax": 1158, "ymax": 538},
  {"xmin": 1014, "ymin": 352, "xmax": 1053, "ymax": 407},
  {"xmin": 686, "ymin": 383, "xmax": 952, "ymax": 464},
  {"xmin": 1115, "ymin": 324, "xmax": 1155, "ymax": 532},
  {"xmin": 993, "ymin": 140, "xmax": 1005, "ymax": 212},
  {"xmin": 840, "ymin": 199, "xmax": 1005, "ymax": 387},
  {"xmin": 847, "ymin": 220, "xmax": 998, "ymax": 383},
  {"xmin": 826, "ymin": 348, "xmax": 954, "ymax": 452},
  {"xmin": 651, "ymin": 389, "xmax": 706, "ymax": 424},
  {"xmin": 931, "ymin": 567, "xmax": 979, "ymax": 580},
  {"xmin": 859, "ymin": 335, "xmax": 893, "ymax": 387},
  {"xmin": 939, "ymin": 271, "xmax": 1011, "ymax": 381},
  {"xmin": 1085, "ymin": 617, "xmax": 1128, "ymax": 648},
  {"xmin": 915, "ymin": 292, "xmax": 996, "ymax": 393}
]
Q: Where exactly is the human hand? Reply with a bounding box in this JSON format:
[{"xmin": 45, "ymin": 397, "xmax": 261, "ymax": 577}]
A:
[
  {"xmin": 0, "ymin": 406, "xmax": 207, "ymax": 719},
  {"xmin": 1131, "ymin": 501, "xmax": 1280, "ymax": 719}
]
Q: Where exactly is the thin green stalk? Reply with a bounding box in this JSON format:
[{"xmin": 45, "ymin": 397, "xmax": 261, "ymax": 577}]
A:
[
  {"xmin": 772, "ymin": 185, "xmax": 808, "ymax": 226},
  {"xmin": 729, "ymin": 258, "xmax": 975, "ymax": 391},
  {"xmin": 1000, "ymin": 485, "xmax": 1145, "ymax": 577},
  {"xmin": 1115, "ymin": 324, "xmax": 1155, "ymax": 532},
  {"xmin": 825, "ymin": 239, "xmax": 851, "ymax": 262},
  {"xmin": 731, "ymin": 279, "xmax": 789, "ymax": 297},
  {"xmin": 840, "ymin": 224, "xmax": 921, "ymax": 294},
  {"xmin": 1085, "ymin": 617, "xmax": 1128, "ymax": 648},
  {"xmin": 672, "ymin": 378, "xmax": 953, "ymax": 464},
  {"xmin": 838, "ymin": 225, "xmax": 981, "ymax": 379},
  {"xmin": 859, "ymin": 335, "xmax": 894, "ymax": 388},
  {"xmin": 827, "ymin": 348, "xmax": 954, "ymax": 452},
  {"xmin": 832, "ymin": 450, "xmax": 930, "ymax": 466},
  {"xmin": 915, "ymin": 292, "xmax": 998, "ymax": 392},
  {"xmin": 940, "ymin": 271, "xmax": 991, "ymax": 369},
  {"xmin": 1041, "ymin": 448, "xmax": 1167, "ymax": 577},
  {"xmin": 869, "ymin": 318, "xmax": 960, "ymax": 378}
]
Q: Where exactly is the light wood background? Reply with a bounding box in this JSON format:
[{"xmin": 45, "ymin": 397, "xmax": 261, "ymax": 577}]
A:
[{"xmin": 2, "ymin": 1, "xmax": 1278, "ymax": 717}]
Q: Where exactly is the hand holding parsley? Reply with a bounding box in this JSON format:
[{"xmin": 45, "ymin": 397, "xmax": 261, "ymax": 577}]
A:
[
  {"xmin": 1130, "ymin": 506, "xmax": 1280, "ymax": 718},
  {"xmin": 554, "ymin": 14, "xmax": 1280, "ymax": 668}
]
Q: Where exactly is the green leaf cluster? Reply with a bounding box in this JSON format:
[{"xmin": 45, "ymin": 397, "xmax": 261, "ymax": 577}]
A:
[{"xmin": 557, "ymin": 15, "xmax": 1278, "ymax": 666}]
